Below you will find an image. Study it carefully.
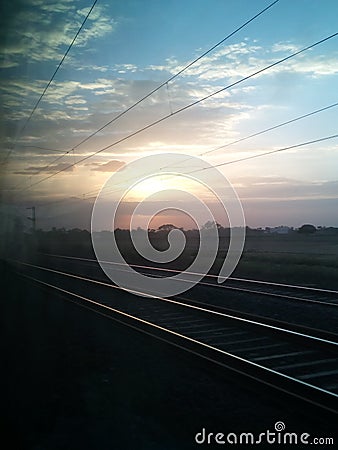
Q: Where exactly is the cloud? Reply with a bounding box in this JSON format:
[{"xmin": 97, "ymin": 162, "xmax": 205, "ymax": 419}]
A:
[
  {"xmin": 2, "ymin": 20, "xmax": 337, "ymax": 191},
  {"xmin": 145, "ymin": 41, "xmax": 263, "ymax": 82},
  {"xmin": 89, "ymin": 160, "xmax": 125, "ymax": 172},
  {"xmin": 114, "ymin": 64, "xmax": 138, "ymax": 74},
  {"xmin": 0, "ymin": 59, "xmax": 19, "ymax": 69},
  {"xmin": 75, "ymin": 64, "xmax": 109, "ymax": 73},
  {"xmin": 234, "ymin": 176, "xmax": 338, "ymax": 201},
  {"xmin": 145, "ymin": 39, "xmax": 338, "ymax": 82},
  {"xmin": 0, "ymin": 0, "xmax": 116, "ymax": 67},
  {"xmin": 14, "ymin": 162, "xmax": 75, "ymax": 175},
  {"xmin": 64, "ymin": 95, "xmax": 87, "ymax": 105},
  {"xmin": 272, "ymin": 42, "xmax": 301, "ymax": 53},
  {"xmin": 284, "ymin": 55, "xmax": 338, "ymax": 77}
]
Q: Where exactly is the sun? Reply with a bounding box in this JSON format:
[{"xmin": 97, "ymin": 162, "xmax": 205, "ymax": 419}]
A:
[{"xmin": 123, "ymin": 173, "xmax": 200, "ymax": 202}]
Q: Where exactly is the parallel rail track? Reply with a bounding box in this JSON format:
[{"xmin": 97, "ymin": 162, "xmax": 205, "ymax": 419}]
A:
[
  {"xmin": 10, "ymin": 258, "xmax": 338, "ymax": 415},
  {"xmin": 39, "ymin": 253, "xmax": 338, "ymax": 308},
  {"xmin": 27, "ymin": 253, "xmax": 338, "ymax": 336}
]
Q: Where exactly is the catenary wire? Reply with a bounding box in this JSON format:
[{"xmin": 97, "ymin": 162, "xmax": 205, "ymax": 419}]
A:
[
  {"xmin": 81, "ymin": 100, "xmax": 338, "ymax": 197},
  {"xmin": 14, "ymin": 130, "xmax": 337, "ymax": 229},
  {"xmin": 68, "ymin": 0, "xmax": 280, "ymax": 153},
  {"xmin": 159, "ymin": 101, "xmax": 338, "ymax": 171},
  {"xmin": 3, "ymin": 0, "xmax": 98, "ymax": 166},
  {"xmin": 82, "ymin": 133, "xmax": 338, "ymax": 200},
  {"xmin": 14, "ymin": 31, "xmax": 337, "ymax": 193},
  {"xmin": 190, "ymin": 134, "xmax": 338, "ymax": 173},
  {"xmin": 9, "ymin": 0, "xmax": 279, "ymax": 185}
]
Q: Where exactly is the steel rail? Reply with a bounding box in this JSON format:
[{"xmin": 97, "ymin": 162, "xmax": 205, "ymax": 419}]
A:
[
  {"xmin": 13, "ymin": 260, "xmax": 338, "ymax": 348},
  {"xmin": 17, "ymin": 269, "xmax": 338, "ymax": 415},
  {"xmin": 38, "ymin": 253, "xmax": 338, "ymax": 307},
  {"xmin": 40, "ymin": 253, "xmax": 338, "ymax": 295}
]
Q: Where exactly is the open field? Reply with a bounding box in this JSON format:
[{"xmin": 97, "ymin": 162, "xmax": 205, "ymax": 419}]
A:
[
  {"xmin": 225, "ymin": 233, "xmax": 338, "ymax": 289},
  {"xmin": 3, "ymin": 228, "xmax": 338, "ymax": 289},
  {"xmin": 147, "ymin": 231, "xmax": 338, "ymax": 289}
]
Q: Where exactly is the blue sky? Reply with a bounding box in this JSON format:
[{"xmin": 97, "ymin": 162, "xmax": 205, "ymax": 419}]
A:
[{"xmin": 1, "ymin": 0, "xmax": 338, "ymax": 229}]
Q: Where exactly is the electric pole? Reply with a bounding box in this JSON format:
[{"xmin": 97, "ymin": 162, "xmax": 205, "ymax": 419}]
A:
[{"xmin": 26, "ymin": 206, "xmax": 36, "ymax": 232}]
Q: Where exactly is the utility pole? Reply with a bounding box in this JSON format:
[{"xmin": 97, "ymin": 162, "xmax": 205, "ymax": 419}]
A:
[{"xmin": 26, "ymin": 206, "xmax": 36, "ymax": 232}]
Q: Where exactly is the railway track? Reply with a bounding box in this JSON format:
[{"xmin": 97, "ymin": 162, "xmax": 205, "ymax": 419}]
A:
[
  {"xmin": 23, "ymin": 253, "xmax": 338, "ymax": 336},
  {"xmin": 9, "ymin": 258, "xmax": 338, "ymax": 415},
  {"xmin": 38, "ymin": 253, "xmax": 338, "ymax": 308}
]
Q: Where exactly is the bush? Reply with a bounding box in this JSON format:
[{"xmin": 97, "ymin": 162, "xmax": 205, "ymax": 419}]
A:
[{"xmin": 298, "ymin": 224, "xmax": 316, "ymax": 234}]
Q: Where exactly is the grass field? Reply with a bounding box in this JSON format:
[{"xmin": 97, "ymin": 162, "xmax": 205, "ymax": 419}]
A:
[
  {"xmin": 125, "ymin": 230, "xmax": 338, "ymax": 289},
  {"xmin": 4, "ymin": 228, "xmax": 337, "ymax": 290},
  {"xmin": 229, "ymin": 233, "xmax": 338, "ymax": 289}
]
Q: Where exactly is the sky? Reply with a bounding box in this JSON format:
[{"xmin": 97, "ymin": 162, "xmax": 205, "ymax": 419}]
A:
[{"xmin": 1, "ymin": 0, "xmax": 338, "ymax": 231}]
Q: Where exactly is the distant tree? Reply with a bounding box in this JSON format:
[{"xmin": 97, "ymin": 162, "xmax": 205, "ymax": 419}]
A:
[
  {"xmin": 202, "ymin": 221, "xmax": 221, "ymax": 230},
  {"xmin": 157, "ymin": 224, "xmax": 178, "ymax": 231},
  {"xmin": 298, "ymin": 224, "xmax": 316, "ymax": 234}
]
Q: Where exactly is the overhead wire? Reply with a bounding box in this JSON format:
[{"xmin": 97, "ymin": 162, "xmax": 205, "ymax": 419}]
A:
[
  {"xmin": 13, "ymin": 31, "xmax": 338, "ymax": 193},
  {"xmin": 189, "ymin": 134, "xmax": 338, "ymax": 173},
  {"xmin": 82, "ymin": 133, "xmax": 338, "ymax": 200},
  {"xmin": 160, "ymin": 101, "xmax": 338, "ymax": 170},
  {"xmin": 67, "ymin": 0, "xmax": 280, "ymax": 153},
  {"xmin": 80, "ymin": 100, "xmax": 338, "ymax": 198},
  {"xmin": 9, "ymin": 0, "xmax": 279, "ymax": 187},
  {"xmin": 3, "ymin": 0, "xmax": 98, "ymax": 166}
]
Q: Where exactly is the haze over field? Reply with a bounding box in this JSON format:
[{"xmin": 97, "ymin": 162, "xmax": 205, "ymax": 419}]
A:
[{"xmin": 1, "ymin": 0, "xmax": 338, "ymax": 231}]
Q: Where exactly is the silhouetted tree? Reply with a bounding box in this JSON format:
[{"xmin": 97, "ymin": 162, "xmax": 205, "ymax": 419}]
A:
[
  {"xmin": 298, "ymin": 224, "xmax": 316, "ymax": 234},
  {"xmin": 202, "ymin": 221, "xmax": 221, "ymax": 230},
  {"xmin": 158, "ymin": 224, "xmax": 178, "ymax": 231}
]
